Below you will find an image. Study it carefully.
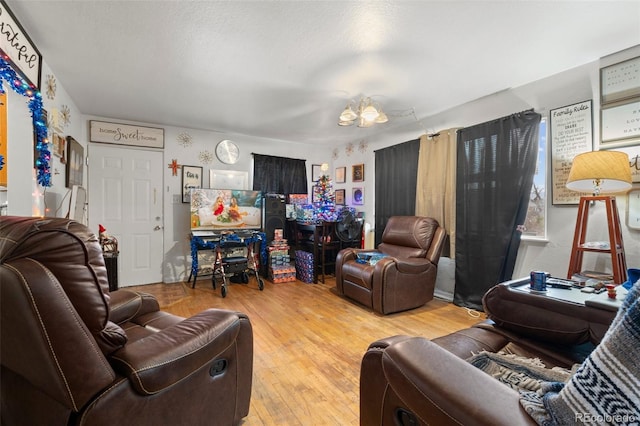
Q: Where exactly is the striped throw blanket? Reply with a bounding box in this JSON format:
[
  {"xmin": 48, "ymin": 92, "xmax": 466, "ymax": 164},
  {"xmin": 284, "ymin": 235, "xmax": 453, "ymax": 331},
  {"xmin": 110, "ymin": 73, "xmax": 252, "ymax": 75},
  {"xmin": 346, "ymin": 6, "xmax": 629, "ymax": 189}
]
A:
[{"xmin": 520, "ymin": 280, "xmax": 640, "ymax": 425}]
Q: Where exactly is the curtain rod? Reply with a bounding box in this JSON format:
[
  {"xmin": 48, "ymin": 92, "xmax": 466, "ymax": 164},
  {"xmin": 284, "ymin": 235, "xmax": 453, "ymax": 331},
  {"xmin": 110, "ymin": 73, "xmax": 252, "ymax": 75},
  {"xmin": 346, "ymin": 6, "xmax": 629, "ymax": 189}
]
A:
[{"xmin": 251, "ymin": 153, "xmax": 306, "ymax": 162}]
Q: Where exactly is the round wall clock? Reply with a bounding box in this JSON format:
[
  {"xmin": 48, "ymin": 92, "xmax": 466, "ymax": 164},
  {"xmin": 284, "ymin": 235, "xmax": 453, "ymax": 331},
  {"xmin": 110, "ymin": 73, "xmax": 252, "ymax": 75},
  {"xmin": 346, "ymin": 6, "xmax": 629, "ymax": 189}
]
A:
[{"xmin": 215, "ymin": 139, "xmax": 240, "ymax": 164}]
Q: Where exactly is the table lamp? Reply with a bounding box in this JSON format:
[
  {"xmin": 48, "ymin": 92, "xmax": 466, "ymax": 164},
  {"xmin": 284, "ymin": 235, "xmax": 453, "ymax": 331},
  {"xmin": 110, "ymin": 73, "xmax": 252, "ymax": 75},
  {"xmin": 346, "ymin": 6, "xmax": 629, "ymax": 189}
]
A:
[
  {"xmin": 565, "ymin": 150, "xmax": 632, "ymax": 284},
  {"xmin": 566, "ymin": 151, "xmax": 632, "ymax": 195}
]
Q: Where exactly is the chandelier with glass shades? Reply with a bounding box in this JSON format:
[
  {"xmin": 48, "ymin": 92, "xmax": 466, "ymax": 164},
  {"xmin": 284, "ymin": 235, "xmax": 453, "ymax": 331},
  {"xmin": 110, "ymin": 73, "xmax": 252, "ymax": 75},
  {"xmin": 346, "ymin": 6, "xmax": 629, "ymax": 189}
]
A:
[{"xmin": 338, "ymin": 97, "xmax": 389, "ymax": 127}]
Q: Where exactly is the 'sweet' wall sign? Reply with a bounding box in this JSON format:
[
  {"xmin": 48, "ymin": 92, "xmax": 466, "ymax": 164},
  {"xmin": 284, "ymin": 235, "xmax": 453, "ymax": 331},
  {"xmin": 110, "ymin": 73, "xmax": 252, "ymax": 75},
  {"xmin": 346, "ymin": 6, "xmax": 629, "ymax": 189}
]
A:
[{"xmin": 90, "ymin": 120, "xmax": 164, "ymax": 149}]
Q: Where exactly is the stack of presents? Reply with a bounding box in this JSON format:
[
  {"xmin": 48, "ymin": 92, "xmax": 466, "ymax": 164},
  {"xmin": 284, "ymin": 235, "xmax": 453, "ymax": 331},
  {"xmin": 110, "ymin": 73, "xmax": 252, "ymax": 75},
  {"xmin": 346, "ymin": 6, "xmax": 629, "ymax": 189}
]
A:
[{"xmin": 268, "ymin": 229, "xmax": 296, "ymax": 283}]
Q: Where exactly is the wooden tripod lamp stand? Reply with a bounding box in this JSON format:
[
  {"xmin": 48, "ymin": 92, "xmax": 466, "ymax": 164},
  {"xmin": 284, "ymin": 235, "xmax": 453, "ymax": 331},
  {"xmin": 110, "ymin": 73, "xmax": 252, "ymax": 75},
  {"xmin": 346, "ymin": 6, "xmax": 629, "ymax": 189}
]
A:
[{"xmin": 565, "ymin": 151, "xmax": 632, "ymax": 284}]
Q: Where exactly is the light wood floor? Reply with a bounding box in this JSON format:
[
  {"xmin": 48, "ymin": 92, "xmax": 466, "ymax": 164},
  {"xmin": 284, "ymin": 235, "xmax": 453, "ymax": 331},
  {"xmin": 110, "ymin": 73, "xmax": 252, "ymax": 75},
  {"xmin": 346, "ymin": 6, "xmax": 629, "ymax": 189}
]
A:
[{"xmin": 127, "ymin": 276, "xmax": 484, "ymax": 425}]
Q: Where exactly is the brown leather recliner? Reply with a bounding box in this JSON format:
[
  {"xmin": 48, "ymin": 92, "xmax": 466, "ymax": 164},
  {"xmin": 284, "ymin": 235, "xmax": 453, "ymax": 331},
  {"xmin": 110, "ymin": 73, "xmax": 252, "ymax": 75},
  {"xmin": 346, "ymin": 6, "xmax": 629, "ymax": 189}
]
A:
[
  {"xmin": 0, "ymin": 216, "xmax": 253, "ymax": 426},
  {"xmin": 359, "ymin": 278, "xmax": 618, "ymax": 425},
  {"xmin": 335, "ymin": 216, "xmax": 446, "ymax": 315}
]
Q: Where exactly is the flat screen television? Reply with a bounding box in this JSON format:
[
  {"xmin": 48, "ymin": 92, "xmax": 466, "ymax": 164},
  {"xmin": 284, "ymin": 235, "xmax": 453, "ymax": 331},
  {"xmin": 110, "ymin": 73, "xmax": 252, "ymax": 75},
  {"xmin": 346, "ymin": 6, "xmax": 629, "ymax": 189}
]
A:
[{"xmin": 190, "ymin": 188, "xmax": 263, "ymax": 231}]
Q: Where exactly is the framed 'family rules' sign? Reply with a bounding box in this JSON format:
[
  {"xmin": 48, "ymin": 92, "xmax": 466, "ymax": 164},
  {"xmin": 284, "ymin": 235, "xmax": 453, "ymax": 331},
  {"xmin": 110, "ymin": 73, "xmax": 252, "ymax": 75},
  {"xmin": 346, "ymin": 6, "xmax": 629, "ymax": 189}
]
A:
[{"xmin": 550, "ymin": 100, "xmax": 593, "ymax": 205}]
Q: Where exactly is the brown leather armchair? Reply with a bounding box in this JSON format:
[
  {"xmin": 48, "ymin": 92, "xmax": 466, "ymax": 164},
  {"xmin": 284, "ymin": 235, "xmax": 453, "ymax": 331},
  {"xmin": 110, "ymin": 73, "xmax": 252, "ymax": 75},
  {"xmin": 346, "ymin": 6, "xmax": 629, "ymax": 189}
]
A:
[
  {"xmin": 0, "ymin": 216, "xmax": 253, "ymax": 426},
  {"xmin": 359, "ymin": 277, "xmax": 618, "ymax": 425},
  {"xmin": 335, "ymin": 216, "xmax": 446, "ymax": 315}
]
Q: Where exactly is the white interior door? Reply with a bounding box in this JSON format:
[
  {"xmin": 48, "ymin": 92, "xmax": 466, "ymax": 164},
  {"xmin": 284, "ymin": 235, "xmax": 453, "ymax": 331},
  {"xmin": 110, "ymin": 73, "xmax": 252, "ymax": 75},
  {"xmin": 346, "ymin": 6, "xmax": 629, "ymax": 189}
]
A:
[{"xmin": 88, "ymin": 144, "xmax": 163, "ymax": 286}]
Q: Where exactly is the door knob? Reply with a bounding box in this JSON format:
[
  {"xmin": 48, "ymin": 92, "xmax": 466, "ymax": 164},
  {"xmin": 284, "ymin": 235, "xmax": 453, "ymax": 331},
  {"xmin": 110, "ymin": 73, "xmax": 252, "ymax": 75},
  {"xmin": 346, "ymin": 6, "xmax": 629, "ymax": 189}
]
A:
[{"xmin": 154, "ymin": 225, "xmax": 163, "ymax": 231}]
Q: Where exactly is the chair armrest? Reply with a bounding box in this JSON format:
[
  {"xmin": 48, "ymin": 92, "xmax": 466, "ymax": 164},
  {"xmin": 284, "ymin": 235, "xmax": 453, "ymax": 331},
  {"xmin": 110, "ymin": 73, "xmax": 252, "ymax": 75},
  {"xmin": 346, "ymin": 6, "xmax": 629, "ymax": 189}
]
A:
[
  {"xmin": 111, "ymin": 309, "xmax": 249, "ymax": 395},
  {"xmin": 382, "ymin": 257, "xmax": 432, "ymax": 274},
  {"xmin": 483, "ymin": 280, "xmax": 616, "ymax": 345},
  {"xmin": 380, "ymin": 337, "xmax": 536, "ymax": 426},
  {"xmin": 109, "ymin": 290, "xmax": 160, "ymax": 325}
]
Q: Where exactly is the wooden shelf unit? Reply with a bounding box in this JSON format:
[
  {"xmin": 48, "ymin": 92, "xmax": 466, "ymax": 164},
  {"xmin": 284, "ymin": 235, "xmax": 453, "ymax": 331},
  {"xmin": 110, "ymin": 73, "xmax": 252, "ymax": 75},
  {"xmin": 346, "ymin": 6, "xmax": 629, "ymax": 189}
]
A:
[{"xmin": 567, "ymin": 196, "xmax": 627, "ymax": 284}]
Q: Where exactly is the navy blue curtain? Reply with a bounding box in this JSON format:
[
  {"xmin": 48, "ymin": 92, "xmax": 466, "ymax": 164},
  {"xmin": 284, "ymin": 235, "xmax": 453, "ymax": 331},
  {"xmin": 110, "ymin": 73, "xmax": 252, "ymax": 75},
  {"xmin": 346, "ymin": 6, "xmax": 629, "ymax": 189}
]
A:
[
  {"xmin": 374, "ymin": 138, "xmax": 421, "ymax": 246},
  {"xmin": 454, "ymin": 110, "xmax": 541, "ymax": 310},
  {"xmin": 252, "ymin": 154, "xmax": 308, "ymax": 195}
]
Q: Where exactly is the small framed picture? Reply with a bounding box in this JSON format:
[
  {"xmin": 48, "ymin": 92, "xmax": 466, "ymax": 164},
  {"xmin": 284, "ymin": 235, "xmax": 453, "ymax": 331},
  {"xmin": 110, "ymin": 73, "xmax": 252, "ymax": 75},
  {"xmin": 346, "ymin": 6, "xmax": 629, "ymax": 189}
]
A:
[
  {"xmin": 65, "ymin": 136, "xmax": 84, "ymax": 188},
  {"xmin": 352, "ymin": 164, "xmax": 364, "ymax": 182},
  {"xmin": 335, "ymin": 189, "xmax": 345, "ymax": 205},
  {"xmin": 311, "ymin": 164, "xmax": 323, "ymax": 182},
  {"xmin": 182, "ymin": 165, "xmax": 203, "ymax": 203},
  {"xmin": 353, "ymin": 187, "xmax": 364, "ymax": 205},
  {"xmin": 52, "ymin": 133, "xmax": 66, "ymax": 160},
  {"xmin": 335, "ymin": 166, "xmax": 346, "ymax": 183}
]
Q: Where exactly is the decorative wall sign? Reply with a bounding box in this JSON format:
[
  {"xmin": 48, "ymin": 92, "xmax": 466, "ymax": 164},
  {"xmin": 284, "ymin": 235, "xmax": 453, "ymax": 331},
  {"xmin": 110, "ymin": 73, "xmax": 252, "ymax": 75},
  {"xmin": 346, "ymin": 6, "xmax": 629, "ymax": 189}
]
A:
[
  {"xmin": 90, "ymin": 120, "xmax": 164, "ymax": 148},
  {"xmin": 335, "ymin": 166, "xmax": 346, "ymax": 183},
  {"xmin": 182, "ymin": 165, "xmax": 203, "ymax": 203},
  {"xmin": 0, "ymin": 1, "xmax": 42, "ymax": 89},
  {"xmin": 65, "ymin": 136, "xmax": 84, "ymax": 188},
  {"xmin": 550, "ymin": 100, "xmax": 593, "ymax": 205},
  {"xmin": 335, "ymin": 189, "xmax": 345, "ymax": 205},
  {"xmin": 601, "ymin": 56, "xmax": 640, "ymax": 105},
  {"xmin": 601, "ymin": 99, "xmax": 640, "ymax": 147}
]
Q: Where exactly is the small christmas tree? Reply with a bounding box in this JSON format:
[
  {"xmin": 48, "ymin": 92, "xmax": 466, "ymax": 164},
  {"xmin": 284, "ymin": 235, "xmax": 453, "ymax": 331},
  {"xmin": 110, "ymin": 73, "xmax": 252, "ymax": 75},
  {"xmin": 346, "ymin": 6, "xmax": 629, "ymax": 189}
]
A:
[{"xmin": 313, "ymin": 175, "xmax": 336, "ymax": 221}]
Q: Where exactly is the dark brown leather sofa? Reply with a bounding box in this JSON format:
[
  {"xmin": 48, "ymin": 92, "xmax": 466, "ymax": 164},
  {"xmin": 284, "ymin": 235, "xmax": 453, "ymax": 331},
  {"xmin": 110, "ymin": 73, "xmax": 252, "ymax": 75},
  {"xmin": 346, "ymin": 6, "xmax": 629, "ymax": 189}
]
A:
[
  {"xmin": 360, "ymin": 278, "xmax": 617, "ymax": 425},
  {"xmin": 0, "ymin": 216, "xmax": 253, "ymax": 426},
  {"xmin": 335, "ymin": 216, "xmax": 446, "ymax": 315}
]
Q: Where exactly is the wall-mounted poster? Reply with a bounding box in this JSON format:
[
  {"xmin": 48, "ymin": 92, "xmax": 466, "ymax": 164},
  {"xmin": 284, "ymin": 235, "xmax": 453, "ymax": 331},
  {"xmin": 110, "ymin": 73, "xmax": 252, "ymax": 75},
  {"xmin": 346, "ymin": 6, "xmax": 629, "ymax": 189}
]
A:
[{"xmin": 550, "ymin": 100, "xmax": 593, "ymax": 205}]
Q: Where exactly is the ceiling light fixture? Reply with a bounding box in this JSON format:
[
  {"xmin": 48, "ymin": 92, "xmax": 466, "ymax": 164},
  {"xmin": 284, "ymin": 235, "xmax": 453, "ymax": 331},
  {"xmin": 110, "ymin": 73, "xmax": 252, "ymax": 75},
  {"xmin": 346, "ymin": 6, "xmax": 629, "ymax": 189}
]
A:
[{"xmin": 338, "ymin": 97, "xmax": 388, "ymax": 127}]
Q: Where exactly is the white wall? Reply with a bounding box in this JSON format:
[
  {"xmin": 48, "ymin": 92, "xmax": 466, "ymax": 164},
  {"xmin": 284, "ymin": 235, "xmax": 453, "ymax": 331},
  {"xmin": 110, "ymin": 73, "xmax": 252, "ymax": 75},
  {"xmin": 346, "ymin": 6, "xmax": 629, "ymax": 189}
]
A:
[{"xmin": 336, "ymin": 45, "xmax": 640, "ymax": 300}]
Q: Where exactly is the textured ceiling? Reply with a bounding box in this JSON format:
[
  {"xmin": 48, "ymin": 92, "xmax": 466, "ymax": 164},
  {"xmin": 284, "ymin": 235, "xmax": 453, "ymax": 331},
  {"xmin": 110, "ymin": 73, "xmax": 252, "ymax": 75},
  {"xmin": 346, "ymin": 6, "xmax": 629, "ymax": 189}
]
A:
[{"xmin": 6, "ymin": 1, "xmax": 640, "ymax": 146}]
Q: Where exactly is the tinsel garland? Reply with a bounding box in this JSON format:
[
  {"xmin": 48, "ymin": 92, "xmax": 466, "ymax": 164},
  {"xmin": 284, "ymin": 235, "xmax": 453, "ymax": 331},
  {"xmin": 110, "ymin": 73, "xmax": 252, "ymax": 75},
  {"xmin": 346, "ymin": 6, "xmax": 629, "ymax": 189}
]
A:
[{"xmin": 0, "ymin": 56, "xmax": 51, "ymax": 186}]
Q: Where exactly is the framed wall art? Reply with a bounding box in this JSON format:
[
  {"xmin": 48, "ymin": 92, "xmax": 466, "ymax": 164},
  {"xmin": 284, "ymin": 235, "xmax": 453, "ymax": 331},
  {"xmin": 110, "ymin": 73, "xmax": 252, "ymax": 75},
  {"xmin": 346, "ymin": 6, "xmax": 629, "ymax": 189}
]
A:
[
  {"xmin": 353, "ymin": 187, "xmax": 364, "ymax": 205},
  {"xmin": 549, "ymin": 100, "xmax": 593, "ymax": 205},
  {"xmin": 600, "ymin": 56, "xmax": 640, "ymax": 105},
  {"xmin": 52, "ymin": 133, "xmax": 66, "ymax": 160},
  {"xmin": 311, "ymin": 164, "xmax": 323, "ymax": 182},
  {"xmin": 601, "ymin": 99, "xmax": 640, "ymax": 148},
  {"xmin": 210, "ymin": 169, "xmax": 249, "ymax": 190},
  {"xmin": 65, "ymin": 136, "xmax": 84, "ymax": 188},
  {"xmin": 352, "ymin": 164, "xmax": 364, "ymax": 182},
  {"xmin": 182, "ymin": 165, "xmax": 203, "ymax": 203},
  {"xmin": 335, "ymin": 189, "xmax": 345, "ymax": 205},
  {"xmin": 335, "ymin": 166, "xmax": 346, "ymax": 183}
]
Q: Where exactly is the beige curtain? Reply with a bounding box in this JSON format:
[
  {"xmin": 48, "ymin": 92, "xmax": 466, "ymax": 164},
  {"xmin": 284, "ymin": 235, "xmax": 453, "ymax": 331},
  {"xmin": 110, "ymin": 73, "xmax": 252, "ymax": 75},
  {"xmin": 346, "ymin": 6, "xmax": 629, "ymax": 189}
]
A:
[{"xmin": 415, "ymin": 129, "xmax": 458, "ymax": 257}]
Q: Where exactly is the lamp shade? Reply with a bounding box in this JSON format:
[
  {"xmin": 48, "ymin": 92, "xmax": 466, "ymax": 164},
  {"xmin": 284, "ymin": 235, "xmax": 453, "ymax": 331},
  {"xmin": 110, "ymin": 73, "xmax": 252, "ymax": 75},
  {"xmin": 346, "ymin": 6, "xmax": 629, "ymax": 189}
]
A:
[{"xmin": 566, "ymin": 151, "xmax": 632, "ymax": 194}]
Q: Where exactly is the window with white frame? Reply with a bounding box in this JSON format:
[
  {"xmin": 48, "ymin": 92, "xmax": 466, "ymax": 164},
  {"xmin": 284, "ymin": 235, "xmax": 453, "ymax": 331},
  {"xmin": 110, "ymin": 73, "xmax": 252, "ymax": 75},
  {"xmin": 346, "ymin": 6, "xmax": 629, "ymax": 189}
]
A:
[{"xmin": 522, "ymin": 118, "xmax": 547, "ymax": 240}]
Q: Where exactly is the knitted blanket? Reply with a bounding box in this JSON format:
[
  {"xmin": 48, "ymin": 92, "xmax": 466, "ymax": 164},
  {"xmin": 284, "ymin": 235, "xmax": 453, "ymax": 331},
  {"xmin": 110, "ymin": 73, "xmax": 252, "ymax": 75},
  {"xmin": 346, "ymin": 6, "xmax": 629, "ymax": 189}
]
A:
[
  {"xmin": 520, "ymin": 281, "xmax": 640, "ymax": 425},
  {"xmin": 467, "ymin": 351, "xmax": 575, "ymax": 392}
]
